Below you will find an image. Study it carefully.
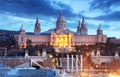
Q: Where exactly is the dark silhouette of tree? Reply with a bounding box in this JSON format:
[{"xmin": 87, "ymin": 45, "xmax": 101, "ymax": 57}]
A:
[
  {"xmin": 26, "ymin": 39, "xmax": 34, "ymax": 56},
  {"xmin": 7, "ymin": 49, "xmax": 24, "ymax": 56},
  {"xmin": 95, "ymin": 42, "xmax": 106, "ymax": 56},
  {"xmin": 26, "ymin": 39, "xmax": 32, "ymax": 45},
  {"xmin": 0, "ymin": 34, "xmax": 18, "ymax": 49},
  {"xmin": 33, "ymin": 44, "xmax": 46, "ymax": 56},
  {"xmin": 74, "ymin": 45, "xmax": 88, "ymax": 56}
]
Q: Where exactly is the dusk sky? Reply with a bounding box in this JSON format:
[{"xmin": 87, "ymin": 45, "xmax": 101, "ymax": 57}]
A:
[{"xmin": 0, "ymin": 0, "xmax": 120, "ymax": 38}]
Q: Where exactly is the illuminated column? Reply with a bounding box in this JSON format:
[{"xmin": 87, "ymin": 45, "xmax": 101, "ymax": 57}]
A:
[
  {"xmin": 80, "ymin": 55, "xmax": 83, "ymax": 71},
  {"xmin": 71, "ymin": 55, "xmax": 74, "ymax": 71},
  {"xmin": 67, "ymin": 55, "xmax": 69, "ymax": 71},
  {"xmin": 76, "ymin": 55, "xmax": 78, "ymax": 72}
]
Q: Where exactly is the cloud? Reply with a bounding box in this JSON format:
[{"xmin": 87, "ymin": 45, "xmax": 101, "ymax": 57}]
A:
[
  {"xmin": 104, "ymin": 21, "xmax": 120, "ymax": 31},
  {"xmin": 104, "ymin": 30, "xmax": 120, "ymax": 38},
  {"xmin": 92, "ymin": 11, "xmax": 120, "ymax": 21},
  {"xmin": 0, "ymin": 0, "xmax": 82, "ymax": 19},
  {"xmin": 0, "ymin": 13, "xmax": 35, "ymax": 31},
  {"xmin": 89, "ymin": 0, "xmax": 120, "ymax": 13},
  {"xmin": 0, "ymin": 0, "xmax": 57, "ymax": 17},
  {"xmin": 0, "ymin": 0, "xmax": 120, "ymax": 38},
  {"xmin": 0, "ymin": 0, "xmax": 83, "ymax": 33}
]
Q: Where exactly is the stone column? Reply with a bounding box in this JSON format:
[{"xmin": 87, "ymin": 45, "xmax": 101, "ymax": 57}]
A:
[
  {"xmin": 60, "ymin": 58, "xmax": 62, "ymax": 67},
  {"xmin": 30, "ymin": 60, "xmax": 32, "ymax": 67},
  {"xmin": 4, "ymin": 48, "xmax": 7, "ymax": 56},
  {"xmin": 80, "ymin": 55, "xmax": 83, "ymax": 71},
  {"xmin": 115, "ymin": 51, "xmax": 119, "ymax": 59},
  {"xmin": 96, "ymin": 49, "xmax": 100, "ymax": 56},
  {"xmin": 25, "ymin": 49, "xmax": 29, "ymax": 58},
  {"xmin": 42, "ymin": 49, "xmax": 47, "ymax": 57},
  {"xmin": 67, "ymin": 54, "xmax": 69, "ymax": 71},
  {"xmin": 71, "ymin": 55, "xmax": 74, "ymax": 71},
  {"xmin": 91, "ymin": 49, "xmax": 95, "ymax": 56},
  {"xmin": 76, "ymin": 55, "xmax": 78, "ymax": 72},
  {"xmin": 37, "ymin": 50, "xmax": 41, "ymax": 56}
]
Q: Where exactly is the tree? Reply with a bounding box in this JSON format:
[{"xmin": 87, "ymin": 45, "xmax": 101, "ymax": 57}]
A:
[
  {"xmin": 0, "ymin": 34, "xmax": 18, "ymax": 49},
  {"xmin": 33, "ymin": 44, "xmax": 46, "ymax": 56},
  {"xmin": 95, "ymin": 42, "xmax": 106, "ymax": 56},
  {"xmin": 26, "ymin": 39, "xmax": 32, "ymax": 45},
  {"xmin": 26, "ymin": 39, "xmax": 34, "ymax": 56}
]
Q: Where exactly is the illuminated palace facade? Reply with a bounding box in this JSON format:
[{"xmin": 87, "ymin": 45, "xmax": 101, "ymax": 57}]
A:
[{"xmin": 18, "ymin": 12, "xmax": 107, "ymax": 52}]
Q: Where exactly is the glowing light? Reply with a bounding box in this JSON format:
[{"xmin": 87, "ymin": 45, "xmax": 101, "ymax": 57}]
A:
[
  {"xmin": 109, "ymin": 73, "xmax": 120, "ymax": 77},
  {"xmin": 53, "ymin": 34, "xmax": 72, "ymax": 47}
]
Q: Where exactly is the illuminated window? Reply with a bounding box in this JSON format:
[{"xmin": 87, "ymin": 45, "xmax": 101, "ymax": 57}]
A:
[{"xmin": 53, "ymin": 34, "xmax": 72, "ymax": 47}]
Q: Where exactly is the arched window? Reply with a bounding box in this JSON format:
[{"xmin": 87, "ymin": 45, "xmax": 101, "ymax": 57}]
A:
[
  {"xmin": 101, "ymin": 37, "xmax": 104, "ymax": 41},
  {"xmin": 21, "ymin": 37, "xmax": 23, "ymax": 41}
]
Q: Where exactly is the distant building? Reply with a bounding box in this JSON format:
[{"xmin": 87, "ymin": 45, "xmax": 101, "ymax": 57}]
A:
[
  {"xmin": 17, "ymin": 11, "xmax": 107, "ymax": 52},
  {"xmin": 108, "ymin": 37, "xmax": 120, "ymax": 44}
]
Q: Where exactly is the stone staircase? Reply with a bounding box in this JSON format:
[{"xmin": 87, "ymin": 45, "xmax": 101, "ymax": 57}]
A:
[{"xmin": 0, "ymin": 58, "xmax": 30, "ymax": 67}]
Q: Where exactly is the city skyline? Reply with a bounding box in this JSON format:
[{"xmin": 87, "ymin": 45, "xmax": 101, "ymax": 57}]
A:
[{"xmin": 0, "ymin": 0, "xmax": 120, "ymax": 38}]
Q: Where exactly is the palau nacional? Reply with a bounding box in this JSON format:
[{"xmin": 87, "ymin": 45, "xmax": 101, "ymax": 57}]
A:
[{"xmin": 18, "ymin": 11, "xmax": 107, "ymax": 52}]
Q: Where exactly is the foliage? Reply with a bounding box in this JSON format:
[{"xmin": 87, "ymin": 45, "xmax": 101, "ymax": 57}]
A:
[
  {"xmin": 0, "ymin": 34, "xmax": 18, "ymax": 49},
  {"xmin": 74, "ymin": 42, "xmax": 120, "ymax": 56}
]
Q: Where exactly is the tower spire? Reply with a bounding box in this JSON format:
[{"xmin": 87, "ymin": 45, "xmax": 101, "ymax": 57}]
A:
[
  {"xmin": 34, "ymin": 17, "xmax": 41, "ymax": 35},
  {"xmin": 81, "ymin": 17, "xmax": 86, "ymax": 28},
  {"xmin": 60, "ymin": 10, "xmax": 63, "ymax": 16},
  {"xmin": 98, "ymin": 24, "xmax": 101, "ymax": 30},
  {"xmin": 77, "ymin": 20, "xmax": 81, "ymax": 35},
  {"xmin": 82, "ymin": 17, "xmax": 85, "ymax": 24},
  {"xmin": 36, "ymin": 17, "xmax": 39, "ymax": 23},
  {"xmin": 97, "ymin": 24, "xmax": 103, "ymax": 35},
  {"xmin": 20, "ymin": 24, "xmax": 24, "ymax": 31},
  {"xmin": 80, "ymin": 17, "xmax": 88, "ymax": 35},
  {"xmin": 78, "ymin": 20, "xmax": 81, "ymax": 26},
  {"xmin": 19, "ymin": 24, "xmax": 25, "ymax": 35}
]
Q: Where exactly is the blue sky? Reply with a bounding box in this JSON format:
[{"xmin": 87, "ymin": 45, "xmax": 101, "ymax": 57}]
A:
[{"xmin": 0, "ymin": 0, "xmax": 120, "ymax": 38}]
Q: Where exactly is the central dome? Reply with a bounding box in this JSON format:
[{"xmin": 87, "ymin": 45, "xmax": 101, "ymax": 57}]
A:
[
  {"xmin": 57, "ymin": 12, "xmax": 66, "ymax": 22},
  {"xmin": 56, "ymin": 11, "xmax": 66, "ymax": 30}
]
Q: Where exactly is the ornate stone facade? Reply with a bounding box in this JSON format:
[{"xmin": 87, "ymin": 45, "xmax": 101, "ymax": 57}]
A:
[{"xmin": 18, "ymin": 11, "xmax": 107, "ymax": 52}]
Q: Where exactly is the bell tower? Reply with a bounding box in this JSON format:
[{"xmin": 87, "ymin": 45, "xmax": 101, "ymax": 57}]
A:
[
  {"xmin": 19, "ymin": 24, "xmax": 25, "ymax": 35},
  {"xmin": 97, "ymin": 24, "xmax": 103, "ymax": 35},
  {"xmin": 77, "ymin": 17, "xmax": 88, "ymax": 35},
  {"xmin": 34, "ymin": 17, "xmax": 41, "ymax": 35},
  {"xmin": 80, "ymin": 17, "xmax": 88, "ymax": 35},
  {"xmin": 77, "ymin": 20, "xmax": 81, "ymax": 35}
]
